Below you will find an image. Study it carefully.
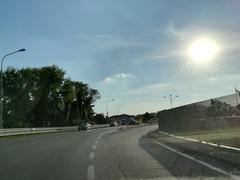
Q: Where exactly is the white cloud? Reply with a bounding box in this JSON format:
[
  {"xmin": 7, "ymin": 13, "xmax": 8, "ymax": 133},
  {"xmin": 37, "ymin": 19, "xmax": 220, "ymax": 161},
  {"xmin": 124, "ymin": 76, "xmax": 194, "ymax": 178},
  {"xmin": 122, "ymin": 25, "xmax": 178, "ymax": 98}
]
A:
[
  {"xmin": 209, "ymin": 76, "xmax": 217, "ymax": 81},
  {"xmin": 102, "ymin": 73, "xmax": 134, "ymax": 84}
]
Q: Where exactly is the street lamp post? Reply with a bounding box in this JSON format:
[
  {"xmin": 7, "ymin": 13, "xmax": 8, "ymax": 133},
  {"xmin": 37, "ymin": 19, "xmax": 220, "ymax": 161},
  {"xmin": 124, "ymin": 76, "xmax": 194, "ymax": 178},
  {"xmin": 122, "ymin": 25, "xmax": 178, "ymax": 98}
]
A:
[
  {"xmin": 164, "ymin": 94, "xmax": 178, "ymax": 109},
  {"xmin": 116, "ymin": 105, "xmax": 123, "ymax": 115},
  {"xmin": 105, "ymin": 99, "xmax": 114, "ymax": 118},
  {"xmin": 116, "ymin": 105, "xmax": 123, "ymax": 125},
  {"xmin": 0, "ymin": 48, "xmax": 26, "ymax": 128}
]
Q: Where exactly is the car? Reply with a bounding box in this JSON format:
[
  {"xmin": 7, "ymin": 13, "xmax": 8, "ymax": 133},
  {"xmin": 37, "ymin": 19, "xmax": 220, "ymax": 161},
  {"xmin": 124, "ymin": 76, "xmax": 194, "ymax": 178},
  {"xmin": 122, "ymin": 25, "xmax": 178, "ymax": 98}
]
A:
[
  {"xmin": 109, "ymin": 122, "xmax": 115, "ymax": 127},
  {"xmin": 78, "ymin": 122, "xmax": 91, "ymax": 131},
  {"xmin": 86, "ymin": 123, "xmax": 92, "ymax": 129}
]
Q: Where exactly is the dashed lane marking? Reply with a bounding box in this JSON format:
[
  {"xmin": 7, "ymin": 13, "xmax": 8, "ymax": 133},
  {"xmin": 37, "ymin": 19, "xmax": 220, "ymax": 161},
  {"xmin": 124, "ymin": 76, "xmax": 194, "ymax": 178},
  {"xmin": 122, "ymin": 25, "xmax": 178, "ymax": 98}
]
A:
[
  {"xmin": 89, "ymin": 152, "xmax": 95, "ymax": 161},
  {"xmin": 87, "ymin": 164, "xmax": 94, "ymax": 180},
  {"xmin": 87, "ymin": 129, "xmax": 118, "ymax": 180},
  {"xmin": 92, "ymin": 144, "xmax": 96, "ymax": 150}
]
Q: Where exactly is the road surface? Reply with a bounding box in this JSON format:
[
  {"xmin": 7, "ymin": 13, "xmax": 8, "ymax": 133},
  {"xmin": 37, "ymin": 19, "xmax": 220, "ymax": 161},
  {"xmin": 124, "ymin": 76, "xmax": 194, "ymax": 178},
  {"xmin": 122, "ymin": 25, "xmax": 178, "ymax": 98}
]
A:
[{"xmin": 0, "ymin": 125, "xmax": 235, "ymax": 180}]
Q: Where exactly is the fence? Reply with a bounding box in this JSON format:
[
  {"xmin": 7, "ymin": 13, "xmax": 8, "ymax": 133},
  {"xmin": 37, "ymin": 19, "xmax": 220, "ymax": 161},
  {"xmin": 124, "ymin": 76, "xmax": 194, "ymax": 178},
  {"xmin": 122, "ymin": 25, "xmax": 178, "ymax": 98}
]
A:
[
  {"xmin": 158, "ymin": 93, "xmax": 240, "ymax": 132},
  {"xmin": 158, "ymin": 93, "xmax": 240, "ymax": 148}
]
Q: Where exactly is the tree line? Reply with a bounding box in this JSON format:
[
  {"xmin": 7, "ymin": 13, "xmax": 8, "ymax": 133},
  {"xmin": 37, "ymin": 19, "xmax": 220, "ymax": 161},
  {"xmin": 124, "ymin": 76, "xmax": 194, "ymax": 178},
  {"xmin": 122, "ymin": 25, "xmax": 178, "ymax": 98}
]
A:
[{"xmin": 2, "ymin": 65, "xmax": 101, "ymax": 128}]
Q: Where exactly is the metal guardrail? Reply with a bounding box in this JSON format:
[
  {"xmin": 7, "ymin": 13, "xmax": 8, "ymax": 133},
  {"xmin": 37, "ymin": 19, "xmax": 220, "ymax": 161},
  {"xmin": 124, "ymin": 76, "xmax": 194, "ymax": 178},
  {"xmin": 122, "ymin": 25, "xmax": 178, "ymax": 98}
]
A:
[
  {"xmin": 0, "ymin": 124, "xmax": 109, "ymax": 137},
  {"xmin": 91, "ymin": 124, "xmax": 109, "ymax": 129},
  {"xmin": 0, "ymin": 126, "xmax": 78, "ymax": 136}
]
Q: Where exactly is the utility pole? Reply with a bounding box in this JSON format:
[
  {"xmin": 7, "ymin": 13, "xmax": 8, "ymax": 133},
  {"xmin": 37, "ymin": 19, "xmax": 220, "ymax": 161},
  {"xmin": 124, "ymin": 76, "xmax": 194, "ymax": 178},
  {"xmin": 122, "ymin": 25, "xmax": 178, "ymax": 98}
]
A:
[
  {"xmin": 164, "ymin": 94, "xmax": 178, "ymax": 109},
  {"xmin": 116, "ymin": 105, "xmax": 123, "ymax": 115}
]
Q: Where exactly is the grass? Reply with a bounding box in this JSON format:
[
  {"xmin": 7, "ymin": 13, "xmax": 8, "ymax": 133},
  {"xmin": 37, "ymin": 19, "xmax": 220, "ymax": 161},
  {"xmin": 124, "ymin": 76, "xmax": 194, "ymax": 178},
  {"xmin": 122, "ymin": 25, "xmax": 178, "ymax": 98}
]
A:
[{"xmin": 176, "ymin": 127, "xmax": 240, "ymax": 148}]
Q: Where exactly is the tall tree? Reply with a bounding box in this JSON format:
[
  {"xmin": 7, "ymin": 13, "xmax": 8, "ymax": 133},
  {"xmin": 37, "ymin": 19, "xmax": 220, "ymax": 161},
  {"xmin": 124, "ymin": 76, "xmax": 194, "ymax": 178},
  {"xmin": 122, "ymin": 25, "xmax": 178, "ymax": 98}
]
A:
[{"xmin": 2, "ymin": 65, "xmax": 100, "ymax": 128}]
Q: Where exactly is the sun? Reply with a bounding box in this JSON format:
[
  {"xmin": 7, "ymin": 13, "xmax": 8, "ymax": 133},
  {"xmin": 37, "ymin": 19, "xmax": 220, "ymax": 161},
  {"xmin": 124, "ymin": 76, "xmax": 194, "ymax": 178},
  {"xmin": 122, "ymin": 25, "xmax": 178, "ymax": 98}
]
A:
[{"xmin": 188, "ymin": 38, "xmax": 219, "ymax": 64}]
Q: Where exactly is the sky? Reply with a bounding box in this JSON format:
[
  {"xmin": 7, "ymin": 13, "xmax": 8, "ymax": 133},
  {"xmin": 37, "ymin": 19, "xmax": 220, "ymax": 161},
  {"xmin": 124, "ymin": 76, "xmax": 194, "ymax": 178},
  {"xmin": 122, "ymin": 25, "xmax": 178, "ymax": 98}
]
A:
[{"xmin": 1, "ymin": 0, "xmax": 240, "ymax": 116}]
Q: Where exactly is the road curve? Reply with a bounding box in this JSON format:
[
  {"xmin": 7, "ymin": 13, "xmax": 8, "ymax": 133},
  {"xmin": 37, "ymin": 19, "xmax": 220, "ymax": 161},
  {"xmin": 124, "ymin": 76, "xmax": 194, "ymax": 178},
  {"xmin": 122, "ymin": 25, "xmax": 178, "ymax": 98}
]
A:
[{"xmin": 0, "ymin": 125, "xmax": 233, "ymax": 180}]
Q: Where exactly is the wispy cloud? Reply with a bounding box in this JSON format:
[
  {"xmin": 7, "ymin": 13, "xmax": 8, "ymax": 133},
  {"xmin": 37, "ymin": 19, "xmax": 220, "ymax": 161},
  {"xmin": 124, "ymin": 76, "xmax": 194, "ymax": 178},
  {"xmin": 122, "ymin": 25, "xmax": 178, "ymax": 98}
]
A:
[
  {"xmin": 164, "ymin": 21, "xmax": 186, "ymax": 41},
  {"xmin": 102, "ymin": 73, "xmax": 134, "ymax": 84},
  {"xmin": 208, "ymin": 77, "xmax": 217, "ymax": 81},
  {"xmin": 126, "ymin": 82, "xmax": 172, "ymax": 95},
  {"xmin": 74, "ymin": 33, "xmax": 146, "ymax": 49},
  {"xmin": 149, "ymin": 51, "xmax": 185, "ymax": 60}
]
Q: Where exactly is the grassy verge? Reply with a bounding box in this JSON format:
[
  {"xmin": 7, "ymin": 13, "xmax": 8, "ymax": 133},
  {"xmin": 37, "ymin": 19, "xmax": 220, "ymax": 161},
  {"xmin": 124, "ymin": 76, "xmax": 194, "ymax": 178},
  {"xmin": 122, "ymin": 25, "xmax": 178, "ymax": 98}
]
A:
[{"xmin": 175, "ymin": 127, "xmax": 240, "ymax": 148}]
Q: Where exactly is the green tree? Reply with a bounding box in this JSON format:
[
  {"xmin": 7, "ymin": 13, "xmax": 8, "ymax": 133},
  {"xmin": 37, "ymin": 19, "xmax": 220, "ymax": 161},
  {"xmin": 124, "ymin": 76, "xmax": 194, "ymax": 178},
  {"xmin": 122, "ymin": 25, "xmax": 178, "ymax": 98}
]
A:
[
  {"xmin": 91, "ymin": 113, "xmax": 106, "ymax": 124},
  {"xmin": 143, "ymin": 112, "xmax": 153, "ymax": 123},
  {"xmin": 2, "ymin": 65, "xmax": 100, "ymax": 128},
  {"xmin": 30, "ymin": 65, "xmax": 65, "ymax": 127}
]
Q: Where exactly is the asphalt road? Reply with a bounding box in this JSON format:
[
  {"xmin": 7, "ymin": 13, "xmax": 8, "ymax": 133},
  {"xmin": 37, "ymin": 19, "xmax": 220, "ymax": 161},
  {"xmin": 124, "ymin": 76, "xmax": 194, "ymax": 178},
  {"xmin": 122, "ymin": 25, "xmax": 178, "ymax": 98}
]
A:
[{"xmin": 0, "ymin": 125, "xmax": 236, "ymax": 180}]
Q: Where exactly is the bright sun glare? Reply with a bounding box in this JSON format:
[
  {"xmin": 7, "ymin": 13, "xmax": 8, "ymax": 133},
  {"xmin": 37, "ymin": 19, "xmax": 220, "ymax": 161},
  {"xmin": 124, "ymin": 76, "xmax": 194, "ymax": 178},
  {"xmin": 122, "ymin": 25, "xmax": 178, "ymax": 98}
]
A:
[{"xmin": 188, "ymin": 38, "xmax": 219, "ymax": 64}]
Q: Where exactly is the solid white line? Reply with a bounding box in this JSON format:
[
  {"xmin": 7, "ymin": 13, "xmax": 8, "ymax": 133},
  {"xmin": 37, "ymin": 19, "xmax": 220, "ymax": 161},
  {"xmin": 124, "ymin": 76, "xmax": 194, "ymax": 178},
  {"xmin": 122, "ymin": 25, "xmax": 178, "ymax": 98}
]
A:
[
  {"xmin": 159, "ymin": 130, "xmax": 240, "ymax": 152},
  {"xmin": 154, "ymin": 140, "xmax": 239, "ymax": 179},
  {"xmin": 87, "ymin": 164, "xmax": 94, "ymax": 180},
  {"xmin": 89, "ymin": 152, "xmax": 95, "ymax": 161}
]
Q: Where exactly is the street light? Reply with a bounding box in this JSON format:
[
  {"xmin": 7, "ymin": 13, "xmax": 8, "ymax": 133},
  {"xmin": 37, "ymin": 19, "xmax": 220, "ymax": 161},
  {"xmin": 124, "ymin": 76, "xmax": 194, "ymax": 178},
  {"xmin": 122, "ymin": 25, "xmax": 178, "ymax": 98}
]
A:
[
  {"xmin": 0, "ymin": 48, "xmax": 26, "ymax": 128},
  {"xmin": 116, "ymin": 105, "xmax": 123, "ymax": 126},
  {"xmin": 164, "ymin": 94, "xmax": 178, "ymax": 109},
  {"xmin": 105, "ymin": 99, "xmax": 114, "ymax": 118},
  {"xmin": 116, "ymin": 105, "xmax": 123, "ymax": 115}
]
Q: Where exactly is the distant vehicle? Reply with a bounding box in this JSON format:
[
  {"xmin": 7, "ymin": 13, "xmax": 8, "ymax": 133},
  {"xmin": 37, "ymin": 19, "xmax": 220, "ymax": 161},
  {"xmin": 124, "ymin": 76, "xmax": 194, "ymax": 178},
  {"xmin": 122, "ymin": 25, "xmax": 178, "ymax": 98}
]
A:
[
  {"xmin": 120, "ymin": 121, "xmax": 127, "ymax": 125},
  {"xmin": 86, "ymin": 123, "xmax": 92, "ymax": 129},
  {"xmin": 78, "ymin": 122, "xmax": 92, "ymax": 131},
  {"xmin": 109, "ymin": 121, "xmax": 117, "ymax": 127},
  {"xmin": 128, "ymin": 120, "xmax": 140, "ymax": 125},
  {"xmin": 109, "ymin": 122, "xmax": 115, "ymax": 127}
]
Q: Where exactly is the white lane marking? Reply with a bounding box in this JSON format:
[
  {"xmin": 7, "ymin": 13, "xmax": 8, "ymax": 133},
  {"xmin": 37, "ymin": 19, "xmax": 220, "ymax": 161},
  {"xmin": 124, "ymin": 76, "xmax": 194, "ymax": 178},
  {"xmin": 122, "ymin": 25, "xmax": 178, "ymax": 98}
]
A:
[
  {"xmin": 89, "ymin": 152, "xmax": 95, "ymax": 161},
  {"xmin": 159, "ymin": 130, "xmax": 240, "ymax": 152},
  {"xmin": 87, "ymin": 164, "xmax": 94, "ymax": 180},
  {"xmin": 96, "ymin": 129, "xmax": 117, "ymax": 140},
  {"xmin": 154, "ymin": 140, "xmax": 240, "ymax": 180},
  {"xmin": 86, "ymin": 129, "xmax": 118, "ymax": 180},
  {"xmin": 92, "ymin": 144, "xmax": 96, "ymax": 150},
  {"xmin": 93, "ymin": 129, "xmax": 116, "ymax": 150}
]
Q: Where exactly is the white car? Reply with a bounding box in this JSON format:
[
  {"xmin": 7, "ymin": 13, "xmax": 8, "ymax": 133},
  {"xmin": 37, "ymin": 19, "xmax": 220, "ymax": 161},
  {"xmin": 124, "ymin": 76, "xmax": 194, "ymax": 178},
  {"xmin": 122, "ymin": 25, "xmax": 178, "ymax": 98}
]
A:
[{"xmin": 86, "ymin": 123, "xmax": 92, "ymax": 129}]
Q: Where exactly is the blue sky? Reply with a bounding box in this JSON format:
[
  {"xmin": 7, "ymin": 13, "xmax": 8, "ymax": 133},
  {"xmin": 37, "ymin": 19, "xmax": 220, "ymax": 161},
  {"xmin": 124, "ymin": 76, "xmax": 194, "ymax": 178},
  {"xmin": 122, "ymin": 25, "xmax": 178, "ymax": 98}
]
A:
[{"xmin": 1, "ymin": 0, "xmax": 240, "ymax": 115}]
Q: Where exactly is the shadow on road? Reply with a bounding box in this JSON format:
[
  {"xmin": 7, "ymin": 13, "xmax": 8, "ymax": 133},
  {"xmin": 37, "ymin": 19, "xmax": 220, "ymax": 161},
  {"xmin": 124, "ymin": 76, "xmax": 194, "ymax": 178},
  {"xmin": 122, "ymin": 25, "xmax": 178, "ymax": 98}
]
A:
[{"xmin": 139, "ymin": 132, "xmax": 232, "ymax": 179}]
